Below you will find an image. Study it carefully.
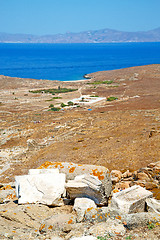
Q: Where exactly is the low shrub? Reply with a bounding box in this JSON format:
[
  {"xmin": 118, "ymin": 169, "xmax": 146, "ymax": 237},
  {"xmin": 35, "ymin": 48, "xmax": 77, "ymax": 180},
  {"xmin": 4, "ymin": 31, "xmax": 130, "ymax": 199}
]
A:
[
  {"xmin": 107, "ymin": 96, "xmax": 118, "ymax": 101},
  {"xmin": 29, "ymin": 88, "xmax": 77, "ymax": 94},
  {"xmin": 61, "ymin": 103, "xmax": 67, "ymax": 108},
  {"xmin": 49, "ymin": 104, "xmax": 54, "ymax": 108},
  {"xmin": 49, "ymin": 107, "xmax": 60, "ymax": 111},
  {"xmin": 68, "ymin": 101, "xmax": 74, "ymax": 106},
  {"xmin": 87, "ymin": 80, "xmax": 113, "ymax": 85}
]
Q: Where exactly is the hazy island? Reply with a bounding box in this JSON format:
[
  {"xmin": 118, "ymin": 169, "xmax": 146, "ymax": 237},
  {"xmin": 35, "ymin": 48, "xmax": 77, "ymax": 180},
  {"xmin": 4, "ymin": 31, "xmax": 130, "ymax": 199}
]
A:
[{"xmin": 0, "ymin": 27, "xmax": 160, "ymax": 43}]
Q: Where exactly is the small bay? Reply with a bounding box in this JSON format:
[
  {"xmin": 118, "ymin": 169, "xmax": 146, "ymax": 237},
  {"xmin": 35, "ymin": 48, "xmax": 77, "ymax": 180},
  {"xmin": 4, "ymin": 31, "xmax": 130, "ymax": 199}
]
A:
[{"xmin": 0, "ymin": 42, "xmax": 160, "ymax": 81}]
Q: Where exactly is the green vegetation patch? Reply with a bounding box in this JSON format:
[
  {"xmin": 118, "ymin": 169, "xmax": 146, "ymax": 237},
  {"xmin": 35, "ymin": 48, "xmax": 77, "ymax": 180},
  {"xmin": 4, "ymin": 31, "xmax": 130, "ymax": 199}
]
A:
[
  {"xmin": 61, "ymin": 103, "xmax": 67, "ymax": 108},
  {"xmin": 67, "ymin": 101, "xmax": 74, "ymax": 106},
  {"xmin": 97, "ymin": 235, "xmax": 111, "ymax": 239},
  {"xmin": 49, "ymin": 107, "xmax": 61, "ymax": 112},
  {"xmin": 87, "ymin": 80, "xmax": 113, "ymax": 85},
  {"xmin": 29, "ymin": 87, "xmax": 78, "ymax": 95},
  {"xmin": 49, "ymin": 104, "xmax": 54, "ymax": 108},
  {"xmin": 90, "ymin": 95, "xmax": 99, "ymax": 97},
  {"xmin": 107, "ymin": 96, "xmax": 118, "ymax": 101},
  {"xmin": 147, "ymin": 222, "xmax": 155, "ymax": 230},
  {"xmin": 46, "ymin": 97, "xmax": 62, "ymax": 101}
]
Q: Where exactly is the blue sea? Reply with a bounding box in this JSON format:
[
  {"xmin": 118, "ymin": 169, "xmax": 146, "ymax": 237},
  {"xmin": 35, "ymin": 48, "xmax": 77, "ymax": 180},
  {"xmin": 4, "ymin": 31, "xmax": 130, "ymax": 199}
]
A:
[{"xmin": 0, "ymin": 43, "xmax": 160, "ymax": 81}]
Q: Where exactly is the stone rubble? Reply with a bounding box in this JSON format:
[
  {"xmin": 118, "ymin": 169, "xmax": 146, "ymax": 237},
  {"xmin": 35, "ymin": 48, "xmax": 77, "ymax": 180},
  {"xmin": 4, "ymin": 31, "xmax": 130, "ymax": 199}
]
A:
[
  {"xmin": 38, "ymin": 162, "xmax": 112, "ymax": 198},
  {"xmin": 73, "ymin": 197, "xmax": 97, "ymax": 222},
  {"xmin": 146, "ymin": 198, "xmax": 160, "ymax": 214},
  {"xmin": 15, "ymin": 171, "xmax": 66, "ymax": 206},
  {"xmin": 89, "ymin": 219, "xmax": 126, "ymax": 237},
  {"xmin": 65, "ymin": 174, "xmax": 107, "ymax": 206},
  {"xmin": 0, "ymin": 161, "xmax": 160, "ymax": 239},
  {"xmin": 112, "ymin": 161, "xmax": 160, "ymax": 193},
  {"xmin": 111, "ymin": 185, "xmax": 153, "ymax": 214}
]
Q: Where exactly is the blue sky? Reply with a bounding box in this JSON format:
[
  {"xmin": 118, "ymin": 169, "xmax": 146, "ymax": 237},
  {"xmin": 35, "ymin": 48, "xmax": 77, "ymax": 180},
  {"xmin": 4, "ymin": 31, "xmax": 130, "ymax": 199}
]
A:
[{"xmin": 1, "ymin": 0, "xmax": 160, "ymax": 35}]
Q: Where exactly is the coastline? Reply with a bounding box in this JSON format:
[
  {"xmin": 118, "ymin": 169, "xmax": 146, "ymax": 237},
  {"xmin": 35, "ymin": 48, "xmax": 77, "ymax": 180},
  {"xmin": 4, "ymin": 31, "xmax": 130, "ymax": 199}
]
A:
[
  {"xmin": 1, "ymin": 42, "xmax": 160, "ymax": 82},
  {"xmin": 0, "ymin": 64, "xmax": 160, "ymax": 179}
]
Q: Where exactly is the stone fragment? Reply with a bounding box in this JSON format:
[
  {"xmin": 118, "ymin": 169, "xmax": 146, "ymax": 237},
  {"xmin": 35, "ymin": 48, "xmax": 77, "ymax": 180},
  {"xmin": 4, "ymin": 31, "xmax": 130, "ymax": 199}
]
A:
[
  {"xmin": 51, "ymin": 237, "xmax": 64, "ymax": 240},
  {"xmin": 0, "ymin": 189, "xmax": 16, "ymax": 203},
  {"xmin": 122, "ymin": 170, "xmax": 133, "ymax": 178},
  {"xmin": 28, "ymin": 168, "xmax": 59, "ymax": 175},
  {"xmin": 41, "ymin": 213, "xmax": 76, "ymax": 233},
  {"xmin": 145, "ymin": 181, "xmax": 158, "ymax": 190},
  {"xmin": 65, "ymin": 222, "xmax": 90, "ymax": 239},
  {"xmin": 111, "ymin": 185, "xmax": 153, "ymax": 214},
  {"xmin": 38, "ymin": 162, "xmax": 112, "ymax": 198},
  {"xmin": 15, "ymin": 173, "xmax": 66, "ymax": 206},
  {"xmin": 148, "ymin": 161, "xmax": 160, "ymax": 168},
  {"xmin": 71, "ymin": 237, "xmax": 97, "ymax": 240},
  {"xmin": 111, "ymin": 170, "xmax": 122, "ymax": 183},
  {"xmin": 154, "ymin": 161, "xmax": 160, "ymax": 168},
  {"xmin": 82, "ymin": 206, "xmax": 123, "ymax": 224},
  {"xmin": 137, "ymin": 172, "xmax": 151, "ymax": 181},
  {"xmin": 73, "ymin": 197, "xmax": 96, "ymax": 222},
  {"xmin": 111, "ymin": 177, "xmax": 119, "ymax": 184},
  {"xmin": 115, "ymin": 181, "xmax": 131, "ymax": 190},
  {"xmin": 146, "ymin": 198, "xmax": 160, "ymax": 214},
  {"xmin": 133, "ymin": 180, "xmax": 145, "ymax": 188},
  {"xmin": 111, "ymin": 170, "xmax": 122, "ymax": 184},
  {"xmin": 27, "ymin": 139, "xmax": 38, "ymax": 151},
  {"xmin": 121, "ymin": 212, "xmax": 160, "ymax": 229},
  {"xmin": 65, "ymin": 174, "xmax": 107, "ymax": 206},
  {"xmin": 89, "ymin": 219, "xmax": 126, "ymax": 237}
]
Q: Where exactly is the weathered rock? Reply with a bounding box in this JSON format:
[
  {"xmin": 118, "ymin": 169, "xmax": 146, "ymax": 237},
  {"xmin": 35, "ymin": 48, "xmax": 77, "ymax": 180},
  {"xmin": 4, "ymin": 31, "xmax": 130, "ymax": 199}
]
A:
[
  {"xmin": 70, "ymin": 237, "xmax": 97, "ymax": 240},
  {"xmin": 82, "ymin": 206, "xmax": 123, "ymax": 223},
  {"xmin": 51, "ymin": 237, "xmax": 64, "ymax": 240},
  {"xmin": 65, "ymin": 222, "xmax": 91, "ymax": 240},
  {"xmin": 15, "ymin": 173, "xmax": 66, "ymax": 206},
  {"xmin": 27, "ymin": 139, "xmax": 39, "ymax": 151},
  {"xmin": 137, "ymin": 172, "xmax": 151, "ymax": 181},
  {"xmin": 40, "ymin": 213, "xmax": 76, "ymax": 233},
  {"xmin": 89, "ymin": 219, "xmax": 126, "ymax": 237},
  {"xmin": 65, "ymin": 174, "xmax": 107, "ymax": 206},
  {"xmin": 111, "ymin": 170, "xmax": 122, "ymax": 184},
  {"xmin": 0, "ymin": 183, "xmax": 16, "ymax": 203},
  {"xmin": 73, "ymin": 197, "xmax": 96, "ymax": 222},
  {"xmin": 133, "ymin": 180, "xmax": 146, "ymax": 188},
  {"xmin": 111, "ymin": 185, "xmax": 153, "ymax": 214},
  {"xmin": 0, "ymin": 189, "xmax": 16, "ymax": 203},
  {"xmin": 122, "ymin": 170, "xmax": 133, "ymax": 178},
  {"xmin": 121, "ymin": 212, "xmax": 160, "ymax": 229},
  {"xmin": 38, "ymin": 162, "xmax": 112, "ymax": 198},
  {"xmin": 146, "ymin": 198, "xmax": 160, "ymax": 214},
  {"xmin": 148, "ymin": 161, "xmax": 160, "ymax": 169},
  {"xmin": 145, "ymin": 181, "xmax": 158, "ymax": 190},
  {"xmin": 28, "ymin": 168, "xmax": 59, "ymax": 175},
  {"xmin": 115, "ymin": 181, "xmax": 131, "ymax": 190}
]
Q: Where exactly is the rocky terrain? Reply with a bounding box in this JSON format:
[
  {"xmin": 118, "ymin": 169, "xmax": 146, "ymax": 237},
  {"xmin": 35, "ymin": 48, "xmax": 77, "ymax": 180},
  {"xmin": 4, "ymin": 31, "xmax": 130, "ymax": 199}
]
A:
[{"xmin": 0, "ymin": 64, "xmax": 160, "ymax": 239}]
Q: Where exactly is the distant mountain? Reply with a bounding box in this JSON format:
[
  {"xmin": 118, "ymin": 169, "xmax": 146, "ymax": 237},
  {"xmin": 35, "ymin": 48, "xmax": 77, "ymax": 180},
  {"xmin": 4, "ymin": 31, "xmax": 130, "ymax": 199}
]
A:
[{"xmin": 0, "ymin": 27, "xmax": 160, "ymax": 43}]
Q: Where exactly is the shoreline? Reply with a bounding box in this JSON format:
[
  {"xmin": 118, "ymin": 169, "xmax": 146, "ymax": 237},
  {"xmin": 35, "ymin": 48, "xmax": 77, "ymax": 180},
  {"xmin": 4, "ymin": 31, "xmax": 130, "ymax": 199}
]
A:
[{"xmin": 0, "ymin": 63, "xmax": 160, "ymax": 186}]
